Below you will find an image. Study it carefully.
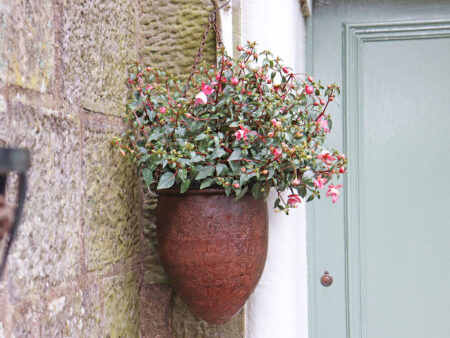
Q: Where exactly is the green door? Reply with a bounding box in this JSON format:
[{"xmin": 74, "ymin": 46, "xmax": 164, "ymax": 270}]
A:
[{"xmin": 308, "ymin": 1, "xmax": 450, "ymax": 337}]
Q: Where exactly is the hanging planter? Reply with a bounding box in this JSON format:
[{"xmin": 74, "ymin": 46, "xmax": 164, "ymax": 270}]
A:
[
  {"xmin": 156, "ymin": 189, "xmax": 267, "ymax": 324},
  {"xmin": 113, "ymin": 3, "xmax": 347, "ymax": 324}
]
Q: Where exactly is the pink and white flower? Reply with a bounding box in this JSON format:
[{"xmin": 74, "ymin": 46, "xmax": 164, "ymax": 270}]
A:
[
  {"xmin": 316, "ymin": 116, "xmax": 330, "ymax": 133},
  {"xmin": 234, "ymin": 125, "xmax": 250, "ymax": 141},
  {"xmin": 314, "ymin": 175, "xmax": 327, "ymax": 189},
  {"xmin": 317, "ymin": 150, "xmax": 336, "ymax": 165},
  {"xmin": 271, "ymin": 147, "xmax": 282, "ymax": 161},
  {"xmin": 339, "ymin": 167, "xmax": 346, "ymax": 174},
  {"xmin": 194, "ymin": 91, "xmax": 208, "ymax": 105},
  {"xmin": 159, "ymin": 107, "xmax": 167, "ymax": 114},
  {"xmin": 287, "ymin": 194, "xmax": 302, "ymax": 207},
  {"xmin": 194, "ymin": 82, "xmax": 215, "ymax": 105},
  {"xmin": 271, "ymin": 118, "xmax": 282, "ymax": 129},
  {"xmin": 326, "ymin": 184, "xmax": 343, "ymax": 204},
  {"xmin": 201, "ymin": 82, "xmax": 214, "ymax": 95}
]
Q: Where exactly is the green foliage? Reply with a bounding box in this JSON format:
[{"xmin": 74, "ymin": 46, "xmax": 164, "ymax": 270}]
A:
[{"xmin": 113, "ymin": 43, "xmax": 348, "ymax": 212}]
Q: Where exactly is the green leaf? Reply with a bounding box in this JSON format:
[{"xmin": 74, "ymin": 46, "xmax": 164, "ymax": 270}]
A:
[
  {"xmin": 195, "ymin": 166, "xmax": 215, "ymax": 180},
  {"xmin": 297, "ymin": 185, "xmax": 307, "ymax": 198},
  {"xmin": 225, "ymin": 186, "xmax": 231, "ymax": 197},
  {"xmin": 138, "ymin": 146, "xmax": 148, "ymax": 154},
  {"xmin": 195, "ymin": 133, "xmax": 207, "ymax": 141},
  {"xmin": 252, "ymin": 183, "xmax": 262, "ymax": 199},
  {"xmin": 138, "ymin": 154, "xmax": 151, "ymax": 164},
  {"xmin": 180, "ymin": 179, "xmax": 191, "ymax": 193},
  {"xmin": 229, "ymin": 121, "xmax": 239, "ymax": 128},
  {"xmin": 228, "ymin": 149, "xmax": 242, "ymax": 161},
  {"xmin": 200, "ymin": 178, "xmax": 215, "ymax": 189},
  {"xmin": 177, "ymin": 170, "xmax": 187, "ymax": 182},
  {"xmin": 216, "ymin": 163, "xmax": 226, "ymax": 175},
  {"xmin": 211, "ymin": 148, "xmax": 226, "ymax": 159},
  {"xmin": 157, "ymin": 172, "xmax": 175, "ymax": 189},
  {"xmin": 145, "ymin": 108, "xmax": 156, "ymax": 122},
  {"xmin": 234, "ymin": 186, "xmax": 248, "ymax": 201},
  {"xmin": 142, "ymin": 168, "xmax": 153, "ymax": 187},
  {"xmin": 240, "ymin": 174, "xmax": 250, "ymax": 186}
]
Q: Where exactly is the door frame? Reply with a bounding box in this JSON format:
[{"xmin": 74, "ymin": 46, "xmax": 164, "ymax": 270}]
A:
[{"xmin": 306, "ymin": 17, "xmax": 450, "ymax": 338}]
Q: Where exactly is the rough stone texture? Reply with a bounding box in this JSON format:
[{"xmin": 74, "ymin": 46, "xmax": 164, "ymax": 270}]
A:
[
  {"xmin": 139, "ymin": 0, "xmax": 217, "ymax": 80},
  {"xmin": 5, "ymin": 102, "xmax": 82, "ymax": 304},
  {"xmin": 141, "ymin": 189, "xmax": 168, "ymax": 284},
  {"xmin": 83, "ymin": 127, "xmax": 140, "ymax": 272},
  {"xmin": 172, "ymin": 295, "xmax": 245, "ymax": 338},
  {"xmin": 9, "ymin": 299, "xmax": 42, "ymax": 337},
  {"xmin": 140, "ymin": 284, "xmax": 173, "ymax": 337},
  {"xmin": 0, "ymin": 0, "xmax": 246, "ymax": 336},
  {"xmin": 63, "ymin": 0, "xmax": 138, "ymax": 115},
  {"xmin": 0, "ymin": 0, "xmax": 55, "ymax": 93},
  {"xmin": 39, "ymin": 285, "xmax": 102, "ymax": 337},
  {"xmin": 102, "ymin": 271, "xmax": 140, "ymax": 337}
]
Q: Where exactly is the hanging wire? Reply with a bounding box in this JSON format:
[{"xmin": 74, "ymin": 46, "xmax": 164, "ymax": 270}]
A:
[{"xmin": 183, "ymin": 0, "xmax": 230, "ymax": 96}]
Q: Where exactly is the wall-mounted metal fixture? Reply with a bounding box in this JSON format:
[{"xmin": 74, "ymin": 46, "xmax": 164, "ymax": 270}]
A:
[{"xmin": 0, "ymin": 148, "xmax": 30, "ymax": 279}]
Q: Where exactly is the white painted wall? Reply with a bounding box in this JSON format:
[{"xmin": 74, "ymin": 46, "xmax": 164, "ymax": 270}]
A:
[{"xmin": 241, "ymin": 1, "xmax": 309, "ymax": 337}]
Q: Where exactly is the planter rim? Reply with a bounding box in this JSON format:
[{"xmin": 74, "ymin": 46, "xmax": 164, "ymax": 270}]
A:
[{"xmin": 157, "ymin": 188, "xmax": 226, "ymax": 196}]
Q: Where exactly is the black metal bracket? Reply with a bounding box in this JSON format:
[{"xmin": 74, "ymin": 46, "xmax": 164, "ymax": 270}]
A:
[{"xmin": 0, "ymin": 148, "xmax": 30, "ymax": 279}]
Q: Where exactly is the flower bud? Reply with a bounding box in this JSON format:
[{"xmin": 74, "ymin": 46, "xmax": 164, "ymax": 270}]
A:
[
  {"xmin": 307, "ymin": 76, "xmax": 314, "ymax": 83},
  {"xmin": 292, "ymin": 178, "xmax": 300, "ymax": 186},
  {"xmin": 237, "ymin": 45, "xmax": 244, "ymax": 51},
  {"xmin": 305, "ymin": 85, "xmax": 314, "ymax": 95},
  {"xmin": 261, "ymin": 169, "xmax": 269, "ymax": 175},
  {"xmin": 233, "ymin": 183, "xmax": 240, "ymax": 189},
  {"xmin": 241, "ymin": 167, "xmax": 246, "ymax": 173}
]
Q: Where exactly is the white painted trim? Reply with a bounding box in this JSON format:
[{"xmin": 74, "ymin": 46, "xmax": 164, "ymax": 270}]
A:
[
  {"xmin": 241, "ymin": 1, "xmax": 309, "ymax": 337},
  {"xmin": 213, "ymin": 0, "xmax": 234, "ymax": 54}
]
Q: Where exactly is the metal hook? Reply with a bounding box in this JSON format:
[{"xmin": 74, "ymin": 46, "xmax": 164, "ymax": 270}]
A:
[{"xmin": 209, "ymin": 0, "xmax": 231, "ymax": 22}]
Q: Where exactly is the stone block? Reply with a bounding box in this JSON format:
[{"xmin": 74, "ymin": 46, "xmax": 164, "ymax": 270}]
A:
[
  {"xmin": 83, "ymin": 126, "xmax": 139, "ymax": 272},
  {"xmin": 5, "ymin": 102, "xmax": 82, "ymax": 304},
  {"xmin": 171, "ymin": 295, "xmax": 245, "ymax": 338},
  {"xmin": 140, "ymin": 284, "xmax": 173, "ymax": 338},
  {"xmin": 139, "ymin": 0, "xmax": 216, "ymax": 80},
  {"xmin": 141, "ymin": 186, "xmax": 168, "ymax": 284},
  {"xmin": 102, "ymin": 271, "xmax": 140, "ymax": 337},
  {"xmin": 40, "ymin": 285, "xmax": 102, "ymax": 337},
  {"xmin": 63, "ymin": 0, "xmax": 138, "ymax": 115},
  {"xmin": 9, "ymin": 298, "xmax": 42, "ymax": 337},
  {"xmin": 0, "ymin": 0, "xmax": 55, "ymax": 92},
  {"xmin": 81, "ymin": 285, "xmax": 103, "ymax": 337}
]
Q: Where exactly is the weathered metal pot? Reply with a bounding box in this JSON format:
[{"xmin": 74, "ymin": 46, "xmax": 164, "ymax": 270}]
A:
[{"xmin": 156, "ymin": 189, "xmax": 268, "ymax": 324}]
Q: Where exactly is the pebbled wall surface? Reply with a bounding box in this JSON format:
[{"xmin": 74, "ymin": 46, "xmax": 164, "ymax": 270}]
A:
[{"xmin": 0, "ymin": 0, "xmax": 244, "ymax": 337}]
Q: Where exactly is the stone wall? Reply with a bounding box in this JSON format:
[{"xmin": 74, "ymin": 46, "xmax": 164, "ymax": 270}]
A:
[{"xmin": 0, "ymin": 0, "xmax": 244, "ymax": 337}]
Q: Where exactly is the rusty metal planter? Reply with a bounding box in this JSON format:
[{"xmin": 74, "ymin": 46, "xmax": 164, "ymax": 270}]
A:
[{"xmin": 156, "ymin": 189, "xmax": 268, "ymax": 324}]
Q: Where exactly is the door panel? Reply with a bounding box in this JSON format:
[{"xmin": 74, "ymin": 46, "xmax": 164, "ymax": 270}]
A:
[{"xmin": 308, "ymin": 2, "xmax": 450, "ymax": 338}]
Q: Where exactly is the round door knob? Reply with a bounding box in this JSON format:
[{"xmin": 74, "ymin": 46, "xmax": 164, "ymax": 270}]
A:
[{"xmin": 320, "ymin": 271, "xmax": 333, "ymax": 287}]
